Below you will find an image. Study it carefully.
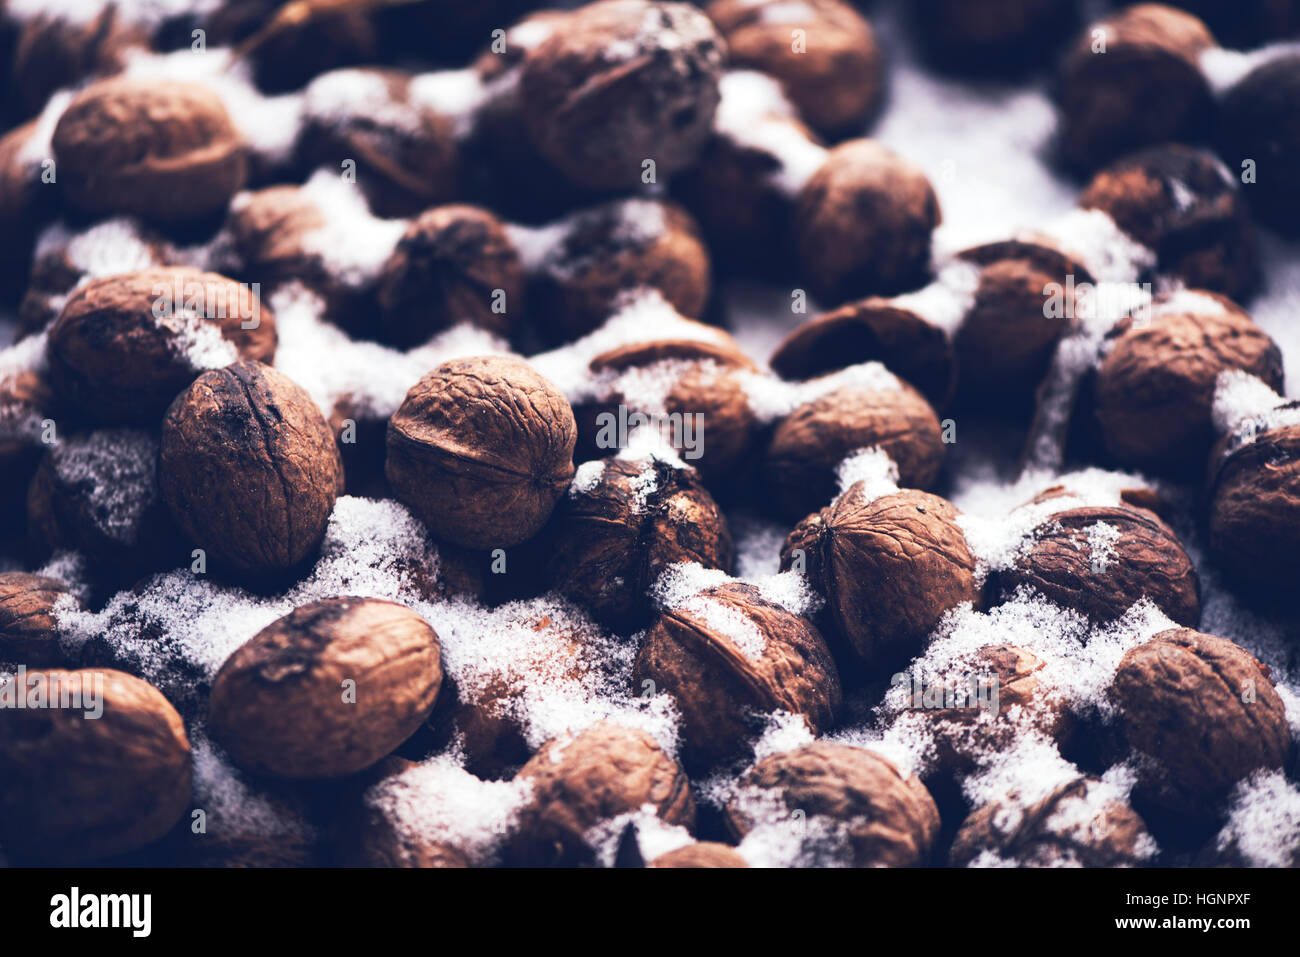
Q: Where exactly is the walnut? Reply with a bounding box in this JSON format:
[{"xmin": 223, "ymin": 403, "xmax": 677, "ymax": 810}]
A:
[
  {"xmin": 0, "ymin": 119, "xmax": 60, "ymax": 300},
  {"xmin": 0, "ymin": 669, "xmax": 191, "ymax": 863},
  {"xmin": 633, "ymin": 582, "xmax": 842, "ymax": 771},
  {"xmin": 794, "ymin": 139, "xmax": 941, "ymax": 304},
  {"xmin": 210, "ymin": 597, "xmax": 443, "ymax": 779},
  {"xmin": 781, "ymin": 488, "xmax": 981, "ymax": 671},
  {"xmin": 0, "ymin": 572, "xmax": 78, "ymax": 667},
  {"xmin": 1086, "ymin": 292, "xmax": 1282, "ymax": 472},
  {"xmin": 527, "ymin": 198, "xmax": 711, "ymax": 344},
  {"xmin": 376, "ymin": 204, "xmax": 523, "ymax": 347},
  {"xmin": 507, "ymin": 722, "xmax": 696, "ymax": 866},
  {"xmin": 519, "ymin": 0, "xmax": 725, "ymax": 191},
  {"xmin": 46, "ymin": 268, "xmax": 277, "ymax": 424},
  {"xmin": 51, "ymin": 77, "xmax": 248, "ymax": 226},
  {"xmin": 908, "ymin": 0, "xmax": 1080, "ymax": 73},
  {"xmin": 761, "ymin": 380, "xmax": 946, "ymax": 522},
  {"xmin": 990, "ymin": 503, "xmax": 1201, "ymax": 626},
  {"xmin": 724, "ymin": 742, "xmax": 940, "ymax": 867},
  {"xmin": 1217, "ymin": 53, "xmax": 1300, "ymax": 237},
  {"xmin": 954, "ymin": 238, "xmax": 1088, "ymax": 402},
  {"xmin": 1108, "ymin": 628, "xmax": 1290, "ymax": 821},
  {"xmin": 910, "ymin": 644, "xmax": 1075, "ymax": 774},
  {"xmin": 649, "ymin": 842, "xmax": 749, "ymax": 868},
  {"xmin": 770, "ymin": 298, "xmax": 956, "ymax": 409},
  {"xmin": 27, "ymin": 429, "xmax": 182, "ymax": 585},
  {"xmin": 706, "ymin": 0, "xmax": 884, "ymax": 136},
  {"xmin": 544, "ymin": 455, "xmax": 734, "ymax": 630},
  {"xmin": 160, "ymin": 361, "xmax": 344, "ymax": 575},
  {"xmin": 1057, "ymin": 5, "xmax": 1216, "ymax": 171},
  {"xmin": 386, "ymin": 356, "xmax": 577, "ymax": 550},
  {"xmin": 950, "ymin": 777, "xmax": 1155, "ymax": 867},
  {"xmin": 1079, "ymin": 145, "xmax": 1259, "ymax": 299},
  {"xmin": 296, "ymin": 67, "xmax": 460, "ymax": 218},
  {"xmin": 1208, "ymin": 422, "xmax": 1300, "ymax": 590}
]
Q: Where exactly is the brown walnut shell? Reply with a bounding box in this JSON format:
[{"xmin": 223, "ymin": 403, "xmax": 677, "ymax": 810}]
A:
[
  {"xmin": 724, "ymin": 742, "xmax": 940, "ymax": 867},
  {"xmin": 649, "ymin": 842, "xmax": 749, "ymax": 868},
  {"xmin": 633, "ymin": 582, "xmax": 842, "ymax": 772},
  {"xmin": 519, "ymin": 0, "xmax": 725, "ymax": 191},
  {"xmin": 1079, "ymin": 144, "xmax": 1259, "ymax": 299},
  {"xmin": 27, "ymin": 428, "xmax": 181, "ymax": 583},
  {"xmin": 770, "ymin": 298, "xmax": 956, "ymax": 409},
  {"xmin": 51, "ymin": 77, "xmax": 248, "ymax": 226},
  {"xmin": 10, "ymin": 10, "xmax": 145, "ymax": 120},
  {"xmin": 527, "ymin": 198, "xmax": 711, "ymax": 344},
  {"xmin": 376, "ymin": 204, "xmax": 523, "ymax": 347},
  {"xmin": 0, "ymin": 572, "xmax": 77, "ymax": 667},
  {"xmin": 1208, "ymin": 422, "xmax": 1300, "ymax": 590},
  {"xmin": 781, "ymin": 488, "xmax": 981, "ymax": 672},
  {"xmin": 387, "ymin": 356, "xmax": 576, "ymax": 550},
  {"xmin": 210, "ymin": 597, "xmax": 443, "ymax": 779},
  {"xmin": 47, "ymin": 267, "xmax": 276, "ymax": 424},
  {"xmin": 0, "ymin": 119, "xmax": 61, "ymax": 300},
  {"xmin": 545, "ymin": 455, "xmax": 734, "ymax": 630},
  {"xmin": 762, "ymin": 380, "xmax": 946, "ymax": 522},
  {"xmin": 1218, "ymin": 54, "xmax": 1300, "ymax": 237},
  {"xmin": 794, "ymin": 139, "xmax": 941, "ymax": 304},
  {"xmin": 1108, "ymin": 628, "xmax": 1290, "ymax": 821},
  {"xmin": 160, "ymin": 361, "xmax": 344, "ymax": 575},
  {"xmin": 297, "ymin": 67, "xmax": 460, "ymax": 219},
  {"xmin": 507, "ymin": 721, "xmax": 696, "ymax": 866},
  {"xmin": 0, "ymin": 668, "xmax": 191, "ymax": 863},
  {"xmin": 950, "ymin": 777, "xmax": 1154, "ymax": 867},
  {"xmin": 990, "ymin": 503, "xmax": 1201, "ymax": 626},
  {"xmin": 1088, "ymin": 293, "xmax": 1282, "ymax": 472},
  {"xmin": 1057, "ymin": 4, "xmax": 1216, "ymax": 172},
  {"xmin": 706, "ymin": 0, "xmax": 884, "ymax": 137}
]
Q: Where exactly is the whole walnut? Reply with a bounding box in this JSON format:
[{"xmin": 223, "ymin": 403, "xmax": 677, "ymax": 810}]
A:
[
  {"xmin": 908, "ymin": 644, "xmax": 1075, "ymax": 774},
  {"xmin": 1079, "ymin": 145, "xmax": 1259, "ymax": 299},
  {"xmin": 0, "ymin": 367, "xmax": 53, "ymax": 525},
  {"xmin": 507, "ymin": 722, "xmax": 696, "ymax": 866},
  {"xmin": 950, "ymin": 777, "xmax": 1155, "ymax": 867},
  {"xmin": 724, "ymin": 742, "xmax": 940, "ymax": 867},
  {"xmin": 9, "ymin": 9, "xmax": 145, "ymax": 120},
  {"xmin": 908, "ymin": 0, "xmax": 1079, "ymax": 74},
  {"xmin": 296, "ymin": 67, "xmax": 460, "ymax": 218},
  {"xmin": 781, "ymin": 487, "xmax": 981, "ymax": 672},
  {"xmin": 1217, "ymin": 54, "xmax": 1300, "ymax": 237},
  {"xmin": 386, "ymin": 356, "xmax": 576, "ymax": 550},
  {"xmin": 46, "ymin": 268, "xmax": 276, "ymax": 424},
  {"xmin": 376, "ymin": 204, "xmax": 523, "ymax": 347},
  {"xmin": 954, "ymin": 238, "xmax": 1087, "ymax": 402},
  {"xmin": 1108, "ymin": 628, "xmax": 1290, "ymax": 821},
  {"xmin": 706, "ymin": 0, "xmax": 884, "ymax": 137},
  {"xmin": 990, "ymin": 503, "xmax": 1201, "ymax": 626},
  {"xmin": 649, "ymin": 842, "xmax": 749, "ymax": 868},
  {"xmin": 663, "ymin": 363, "xmax": 762, "ymax": 490},
  {"xmin": 1207, "ymin": 422, "xmax": 1300, "ymax": 590},
  {"xmin": 51, "ymin": 77, "xmax": 248, "ymax": 226},
  {"xmin": 1087, "ymin": 293, "xmax": 1282, "ymax": 473},
  {"xmin": 210, "ymin": 597, "xmax": 443, "ymax": 779},
  {"xmin": 1057, "ymin": 5, "xmax": 1217, "ymax": 171},
  {"xmin": 794, "ymin": 139, "xmax": 941, "ymax": 303},
  {"xmin": 526, "ymin": 198, "xmax": 711, "ymax": 344},
  {"xmin": 770, "ymin": 298, "xmax": 956, "ymax": 410},
  {"xmin": 633, "ymin": 582, "xmax": 842, "ymax": 772},
  {"xmin": 544, "ymin": 455, "xmax": 734, "ymax": 630},
  {"xmin": 0, "ymin": 572, "xmax": 78, "ymax": 667},
  {"xmin": 333, "ymin": 757, "xmax": 473, "ymax": 868},
  {"xmin": 519, "ymin": 0, "xmax": 725, "ymax": 191},
  {"xmin": 0, "ymin": 668, "xmax": 191, "ymax": 864},
  {"xmin": 761, "ymin": 379, "xmax": 946, "ymax": 521},
  {"xmin": 160, "ymin": 361, "xmax": 344, "ymax": 575},
  {"xmin": 27, "ymin": 429, "xmax": 182, "ymax": 583}
]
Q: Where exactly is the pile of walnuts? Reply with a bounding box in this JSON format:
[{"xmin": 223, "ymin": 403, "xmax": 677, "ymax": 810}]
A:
[{"xmin": 0, "ymin": 0, "xmax": 1297, "ymax": 871}]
